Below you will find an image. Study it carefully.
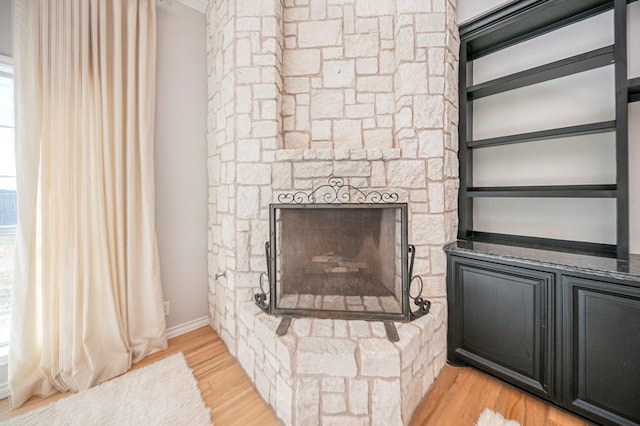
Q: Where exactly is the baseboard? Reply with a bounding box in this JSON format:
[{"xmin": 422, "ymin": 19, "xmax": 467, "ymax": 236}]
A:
[
  {"xmin": 0, "ymin": 350, "xmax": 7, "ymax": 400},
  {"xmin": 167, "ymin": 316, "xmax": 210, "ymax": 339},
  {"xmin": 0, "ymin": 381, "xmax": 8, "ymax": 400}
]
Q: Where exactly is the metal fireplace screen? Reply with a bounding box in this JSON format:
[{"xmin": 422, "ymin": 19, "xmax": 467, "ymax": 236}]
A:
[{"xmin": 266, "ymin": 203, "xmax": 410, "ymax": 321}]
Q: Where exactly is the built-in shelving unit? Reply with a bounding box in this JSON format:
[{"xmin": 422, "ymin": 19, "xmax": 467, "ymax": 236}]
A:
[
  {"xmin": 450, "ymin": 4, "xmax": 639, "ymax": 423},
  {"xmin": 458, "ymin": 0, "xmax": 637, "ymax": 260}
]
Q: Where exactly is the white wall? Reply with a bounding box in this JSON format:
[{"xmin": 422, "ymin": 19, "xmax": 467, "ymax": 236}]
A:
[
  {"xmin": 457, "ymin": 0, "xmax": 507, "ymax": 25},
  {"xmin": 155, "ymin": 1, "xmax": 209, "ymax": 328},
  {"xmin": 458, "ymin": 0, "xmax": 640, "ymax": 253},
  {"xmin": 0, "ymin": 0, "xmax": 11, "ymax": 57}
]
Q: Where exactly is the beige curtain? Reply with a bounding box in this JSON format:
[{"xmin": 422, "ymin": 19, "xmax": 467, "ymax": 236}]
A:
[{"xmin": 10, "ymin": 0, "xmax": 167, "ymax": 408}]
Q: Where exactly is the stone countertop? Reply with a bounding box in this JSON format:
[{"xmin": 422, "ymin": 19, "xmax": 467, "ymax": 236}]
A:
[{"xmin": 444, "ymin": 240, "xmax": 640, "ymax": 284}]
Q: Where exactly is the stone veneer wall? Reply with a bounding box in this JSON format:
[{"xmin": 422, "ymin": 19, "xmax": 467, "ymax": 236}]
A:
[
  {"xmin": 280, "ymin": 1, "xmax": 455, "ymax": 151},
  {"xmin": 206, "ymin": 0, "xmax": 459, "ymax": 424}
]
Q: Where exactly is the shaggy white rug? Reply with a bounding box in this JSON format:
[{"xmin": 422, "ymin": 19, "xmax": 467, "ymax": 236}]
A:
[
  {"xmin": 4, "ymin": 353, "xmax": 211, "ymax": 426},
  {"xmin": 476, "ymin": 408, "xmax": 522, "ymax": 426}
]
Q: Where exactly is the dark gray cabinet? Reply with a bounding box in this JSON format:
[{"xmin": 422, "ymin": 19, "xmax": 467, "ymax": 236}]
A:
[
  {"xmin": 446, "ymin": 242, "xmax": 640, "ymax": 426},
  {"xmin": 448, "ymin": 257, "xmax": 554, "ymax": 399},
  {"xmin": 562, "ymin": 276, "xmax": 640, "ymax": 425}
]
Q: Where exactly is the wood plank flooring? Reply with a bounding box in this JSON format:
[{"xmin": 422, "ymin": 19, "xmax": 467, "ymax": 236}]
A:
[
  {"xmin": 0, "ymin": 326, "xmax": 588, "ymax": 425},
  {"xmin": 410, "ymin": 364, "xmax": 588, "ymax": 426}
]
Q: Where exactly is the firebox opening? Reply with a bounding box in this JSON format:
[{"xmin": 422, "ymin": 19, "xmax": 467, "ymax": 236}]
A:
[{"xmin": 272, "ymin": 205, "xmax": 407, "ymax": 317}]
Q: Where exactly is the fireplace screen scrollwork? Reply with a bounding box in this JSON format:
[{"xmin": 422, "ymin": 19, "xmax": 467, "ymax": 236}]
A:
[{"xmin": 276, "ymin": 176, "xmax": 399, "ymax": 205}]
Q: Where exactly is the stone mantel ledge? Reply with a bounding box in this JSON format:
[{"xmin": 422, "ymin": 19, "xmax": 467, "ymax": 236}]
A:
[
  {"xmin": 236, "ymin": 301, "xmax": 447, "ymax": 425},
  {"xmin": 274, "ymin": 148, "xmax": 403, "ymax": 162}
]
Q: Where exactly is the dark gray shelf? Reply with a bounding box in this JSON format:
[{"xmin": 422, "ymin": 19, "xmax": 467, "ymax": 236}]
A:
[
  {"xmin": 630, "ymin": 77, "xmax": 640, "ymax": 103},
  {"xmin": 460, "ymin": 0, "xmax": 614, "ymax": 59},
  {"xmin": 468, "ymin": 46, "xmax": 615, "ymax": 100},
  {"xmin": 451, "ymin": 235, "xmax": 619, "ymax": 259},
  {"xmin": 465, "ymin": 184, "xmax": 617, "ymax": 198},
  {"xmin": 467, "ymin": 121, "xmax": 616, "ymax": 149},
  {"xmin": 460, "ymin": 0, "xmax": 638, "ymax": 59}
]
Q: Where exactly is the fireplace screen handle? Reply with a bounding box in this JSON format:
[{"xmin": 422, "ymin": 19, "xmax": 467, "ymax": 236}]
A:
[
  {"xmin": 408, "ymin": 244, "xmax": 431, "ymax": 319},
  {"xmin": 254, "ymin": 241, "xmax": 271, "ymax": 313}
]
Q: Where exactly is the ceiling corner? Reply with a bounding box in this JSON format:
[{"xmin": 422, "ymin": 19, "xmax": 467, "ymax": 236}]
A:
[{"xmin": 176, "ymin": 0, "xmax": 207, "ymax": 14}]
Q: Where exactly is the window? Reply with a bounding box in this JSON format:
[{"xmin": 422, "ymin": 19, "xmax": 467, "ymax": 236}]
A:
[{"xmin": 0, "ymin": 55, "xmax": 15, "ymax": 352}]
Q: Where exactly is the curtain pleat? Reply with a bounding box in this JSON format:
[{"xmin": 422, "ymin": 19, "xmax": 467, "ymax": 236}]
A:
[{"xmin": 10, "ymin": 0, "xmax": 167, "ymax": 408}]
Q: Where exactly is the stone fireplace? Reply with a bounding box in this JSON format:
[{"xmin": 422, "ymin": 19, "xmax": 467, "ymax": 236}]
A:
[{"xmin": 206, "ymin": 0, "xmax": 459, "ymax": 424}]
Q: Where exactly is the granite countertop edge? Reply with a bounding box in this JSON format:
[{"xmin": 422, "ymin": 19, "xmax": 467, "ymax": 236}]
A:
[{"xmin": 444, "ymin": 241, "xmax": 640, "ymax": 284}]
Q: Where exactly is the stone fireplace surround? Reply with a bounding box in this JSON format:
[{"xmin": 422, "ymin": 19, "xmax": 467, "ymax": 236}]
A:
[{"xmin": 206, "ymin": 0, "xmax": 459, "ymax": 424}]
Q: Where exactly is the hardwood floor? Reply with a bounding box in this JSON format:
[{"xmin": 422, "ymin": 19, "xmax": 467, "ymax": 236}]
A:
[
  {"xmin": 410, "ymin": 366, "xmax": 588, "ymax": 426},
  {"xmin": 0, "ymin": 326, "xmax": 280, "ymax": 425},
  {"xmin": 0, "ymin": 326, "xmax": 588, "ymax": 425}
]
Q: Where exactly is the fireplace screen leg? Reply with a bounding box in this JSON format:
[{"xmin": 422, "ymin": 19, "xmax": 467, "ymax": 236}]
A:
[
  {"xmin": 276, "ymin": 317, "xmax": 293, "ymax": 336},
  {"xmin": 383, "ymin": 321, "xmax": 399, "ymax": 342}
]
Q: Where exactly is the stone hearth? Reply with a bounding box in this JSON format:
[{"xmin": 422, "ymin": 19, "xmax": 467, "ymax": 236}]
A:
[
  {"xmin": 237, "ymin": 301, "xmax": 446, "ymax": 425},
  {"xmin": 206, "ymin": 0, "xmax": 459, "ymax": 424}
]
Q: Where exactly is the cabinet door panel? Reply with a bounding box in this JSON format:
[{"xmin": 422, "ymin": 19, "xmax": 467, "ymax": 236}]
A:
[
  {"xmin": 448, "ymin": 257, "xmax": 554, "ymax": 398},
  {"xmin": 563, "ymin": 276, "xmax": 640, "ymax": 426}
]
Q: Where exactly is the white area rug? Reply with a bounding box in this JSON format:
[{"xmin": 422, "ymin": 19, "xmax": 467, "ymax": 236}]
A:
[
  {"xmin": 4, "ymin": 353, "xmax": 211, "ymax": 426},
  {"xmin": 476, "ymin": 408, "xmax": 522, "ymax": 426}
]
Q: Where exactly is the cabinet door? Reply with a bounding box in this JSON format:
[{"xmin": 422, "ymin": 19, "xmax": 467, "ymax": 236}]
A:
[
  {"xmin": 447, "ymin": 256, "xmax": 554, "ymax": 398},
  {"xmin": 562, "ymin": 276, "xmax": 640, "ymax": 426}
]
